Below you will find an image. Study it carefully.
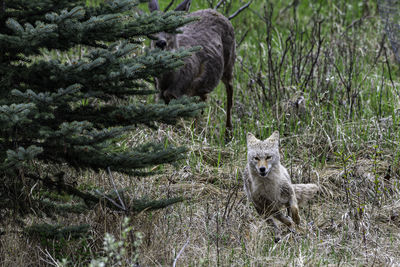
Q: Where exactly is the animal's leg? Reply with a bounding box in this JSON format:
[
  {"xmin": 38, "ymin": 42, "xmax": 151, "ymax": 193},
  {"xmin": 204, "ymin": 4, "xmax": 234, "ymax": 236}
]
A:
[
  {"xmin": 266, "ymin": 218, "xmax": 281, "ymax": 243},
  {"xmin": 290, "ymin": 205, "xmax": 300, "ymax": 225},
  {"xmin": 225, "ymin": 80, "xmax": 233, "ymax": 131},
  {"xmin": 274, "ymin": 210, "xmax": 294, "ymax": 227},
  {"xmin": 222, "ymin": 58, "xmax": 234, "ymax": 138},
  {"xmin": 221, "ymin": 80, "xmax": 233, "ymax": 142},
  {"xmin": 222, "ymin": 42, "xmax": 235, "ymax": 135},
  {"xmin": 288, "ymin": 195, "xmax": 301, "ymax": 225}
]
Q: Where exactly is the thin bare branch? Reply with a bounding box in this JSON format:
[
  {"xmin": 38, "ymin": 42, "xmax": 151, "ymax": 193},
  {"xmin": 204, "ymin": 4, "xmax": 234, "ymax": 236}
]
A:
[
  {"xmin": 228, "ymin": 1, "xmax": 252, "ymax": 20},
  {"xmin": 215, "ymin": 0, "xmax": 226, "ymax": 10},
  {"xmin": 172, "ymin": 238, "xmax": 190, "ymax": 267},
  {"xmin": 107, "ymin": 167, "xmax": 126, "ymax": 211},
  {"xmin": 236, "ymin": 29, "xmax": 249, "ymax": 48},
  {"xmin": 164, "ymin": 0, "xmax": 175, "ymax": 12},
  {"xmin": 94, "ymin": 189, "xmax": 126, "ymax": 211},
  {"xmin": 38, "ymin": 248, "xmax": 60, "ymax": 267}
]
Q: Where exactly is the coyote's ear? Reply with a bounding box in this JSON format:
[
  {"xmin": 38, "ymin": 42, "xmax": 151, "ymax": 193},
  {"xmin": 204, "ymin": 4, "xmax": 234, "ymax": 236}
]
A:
[
  {"xmin": 148, "ymin": 0, "xmax": 160, "ymax": 12},
  {"xmin": 175, "ymin": 0, "xmax": 191, "ymax": 11},
  {"xmin": 270, "ymin": 131, "xmax": 279, "ymax": 139},
  {"xmin": 247, "ymin": 132, "xmax": 259, "ymax": 145},
  {"xmin": 266, "ymin": 131, "xmax": 280, "ymax": 148}
]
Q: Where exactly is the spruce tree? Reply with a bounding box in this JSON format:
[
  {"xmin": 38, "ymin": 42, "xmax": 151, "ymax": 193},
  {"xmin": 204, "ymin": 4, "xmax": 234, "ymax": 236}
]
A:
[{"xmin": 0, "ymin": 0, "xmax": 203, "ymax": 237}]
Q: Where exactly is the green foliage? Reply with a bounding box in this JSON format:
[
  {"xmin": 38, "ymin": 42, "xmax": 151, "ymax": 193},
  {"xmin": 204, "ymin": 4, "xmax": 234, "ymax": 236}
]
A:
[
  {"xmin": 87, "ymin": 217, "xmax": 142, "ymax": 267},
  {"xmin": 25, "ymin": 223, "xmax": 90, "ymax": 240},
  {"xmin": 129, "ymin": 196, "xmax": 184, "ymax": 212},
  {"xmin": 0, "ymin": 0, "xmax": 203, "ymax": 239}
]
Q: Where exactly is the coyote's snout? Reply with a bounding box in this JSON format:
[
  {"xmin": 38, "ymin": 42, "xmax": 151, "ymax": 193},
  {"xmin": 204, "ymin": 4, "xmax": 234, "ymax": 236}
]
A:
[
  {"xmin": 254, "ymin": 157, "xmax": 272, "ymax": 177},
  {"xmin": 148, "ymin": 0, "xmax": 236, "ymax": 131},
  {"xmin": 243, "ymin": 131, "xmax": 319, "ymax": 242}
]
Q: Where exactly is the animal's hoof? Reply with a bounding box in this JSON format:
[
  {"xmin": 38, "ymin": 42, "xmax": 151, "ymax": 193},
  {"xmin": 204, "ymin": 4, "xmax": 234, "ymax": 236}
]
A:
[{"xmin": 224, "ymin": 127, "xmax": 233, "ymax": 142}]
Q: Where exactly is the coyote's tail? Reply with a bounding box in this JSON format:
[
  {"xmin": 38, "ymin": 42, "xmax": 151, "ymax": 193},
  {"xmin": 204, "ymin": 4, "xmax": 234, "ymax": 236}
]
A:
[{"xmin": 293, "ymin": 184, "xmax": 319, "ymax": 206}]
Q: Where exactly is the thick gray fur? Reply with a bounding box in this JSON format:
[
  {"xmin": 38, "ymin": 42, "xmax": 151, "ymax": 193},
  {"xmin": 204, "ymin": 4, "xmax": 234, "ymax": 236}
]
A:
[{"xmin": 243, "ymin": 131, "xmax": 319, "ymax": 242}]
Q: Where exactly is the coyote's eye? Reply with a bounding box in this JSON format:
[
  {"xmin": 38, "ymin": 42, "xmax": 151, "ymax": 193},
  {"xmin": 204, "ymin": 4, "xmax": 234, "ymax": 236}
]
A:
[
  {"xmin": 254, "ymin": 157, "xmax": 260, "ymax": 161},
  {"xmin": 266, "ymin": 156, "xmax": 272, "ymax": 160}
]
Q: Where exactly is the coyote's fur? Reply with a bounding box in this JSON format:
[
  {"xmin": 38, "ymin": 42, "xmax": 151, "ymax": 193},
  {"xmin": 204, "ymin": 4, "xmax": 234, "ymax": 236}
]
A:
[{"xmin": 243, "ymin": 131, "xmax": 319, "ymax": 241}]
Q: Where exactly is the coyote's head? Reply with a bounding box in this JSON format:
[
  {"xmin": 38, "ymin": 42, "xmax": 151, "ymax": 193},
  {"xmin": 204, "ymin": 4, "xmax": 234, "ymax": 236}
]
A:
[{"xmin": 247, "ymin": 131, "xmax": 280, "ymax": 177}]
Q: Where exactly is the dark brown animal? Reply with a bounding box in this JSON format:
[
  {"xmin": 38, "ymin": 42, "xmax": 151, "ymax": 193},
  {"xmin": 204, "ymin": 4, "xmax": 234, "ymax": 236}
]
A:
[{"xmin": 148, "ymin": 0, "xmax": 236, "ymax": 131}]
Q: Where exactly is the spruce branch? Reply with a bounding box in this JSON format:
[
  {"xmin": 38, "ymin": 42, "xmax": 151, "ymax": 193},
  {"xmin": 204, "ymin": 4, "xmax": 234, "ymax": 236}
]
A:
[
  {"xmin": 25, "ymin": 223, "xmax": 90, "ymax": 239},
  {"xmin": 1, "ymin": 0, "xmax": 198, "ymax": 234}
]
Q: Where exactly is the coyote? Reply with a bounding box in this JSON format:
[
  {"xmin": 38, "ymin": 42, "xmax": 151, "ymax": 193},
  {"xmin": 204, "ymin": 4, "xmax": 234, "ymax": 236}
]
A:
[
  {"xmin": 148, "ymin": 0, "xmax": 235, "ymax": 131},
  {"xmin": 243, "ymin": 131, "xmax": 319, "ymax": 241}
]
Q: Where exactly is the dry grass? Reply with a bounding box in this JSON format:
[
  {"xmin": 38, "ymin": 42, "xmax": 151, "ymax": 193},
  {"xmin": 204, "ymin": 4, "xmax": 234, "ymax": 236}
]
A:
[{"xmin": 4, "ymin": 120, "xmax": 400, "ymax": 266}]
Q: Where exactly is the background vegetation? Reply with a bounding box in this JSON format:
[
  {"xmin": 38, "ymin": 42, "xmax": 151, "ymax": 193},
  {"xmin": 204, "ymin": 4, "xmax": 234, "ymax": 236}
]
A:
[{"xmin": 2, "ymin": 0, "xmax": 400, "ymax": 266}]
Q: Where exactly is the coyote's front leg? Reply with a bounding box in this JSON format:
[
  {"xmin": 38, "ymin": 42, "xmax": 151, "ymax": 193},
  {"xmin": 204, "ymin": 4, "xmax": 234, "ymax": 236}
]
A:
[
  {"xmin": 274, "ymin": 210, "xmax": 294, "ymax": 227},
  {"xmin": 288, "ymin": 195, "xmax": 301, "ymax": 225},
  {"xmin": 281, "ymin": 183, "xmax": 301, "ymax": 225},
  {"xmin": 266, "ymin": 218, "xmax": 282, "ymax": 242}
]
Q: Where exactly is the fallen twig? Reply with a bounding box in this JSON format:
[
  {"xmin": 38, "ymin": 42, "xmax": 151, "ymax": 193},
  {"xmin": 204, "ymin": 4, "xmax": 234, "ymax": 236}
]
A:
[{"xmin": 172, "ymin": 238, "xmax": 190, "ymax": 267}]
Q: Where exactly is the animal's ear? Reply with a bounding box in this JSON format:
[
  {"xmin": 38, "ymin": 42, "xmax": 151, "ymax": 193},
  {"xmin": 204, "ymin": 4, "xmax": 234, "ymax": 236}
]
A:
[
  {"xmin": 247, "ymin": 132, "xmax": 259, "ymax": 146},
  {"xmin": 175, "ymin": 0, "xmax": 192, "ymax": 12},
  {"xmin": 266, "ymin": 131, "xmax": 280, "ymax": 148},
  {"xmin": 148, "ymin": 0, "xmax": 160, "ymax": 12}
]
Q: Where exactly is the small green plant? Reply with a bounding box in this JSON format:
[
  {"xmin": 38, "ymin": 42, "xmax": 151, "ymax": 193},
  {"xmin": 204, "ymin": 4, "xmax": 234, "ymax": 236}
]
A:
[
  {"xmin": 72, "ymin": 217, "xmax": 143, "ymax": 267},
  {"xmin": 335, "ymin": 150, "xmax": 354, "ymax": 207}
]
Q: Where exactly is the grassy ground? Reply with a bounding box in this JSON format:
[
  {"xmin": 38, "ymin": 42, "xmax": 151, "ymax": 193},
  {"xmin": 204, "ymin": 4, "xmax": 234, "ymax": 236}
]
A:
[{"xmin": 2, "ymin": 0, "xmax": 400, "ymax": 266}]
